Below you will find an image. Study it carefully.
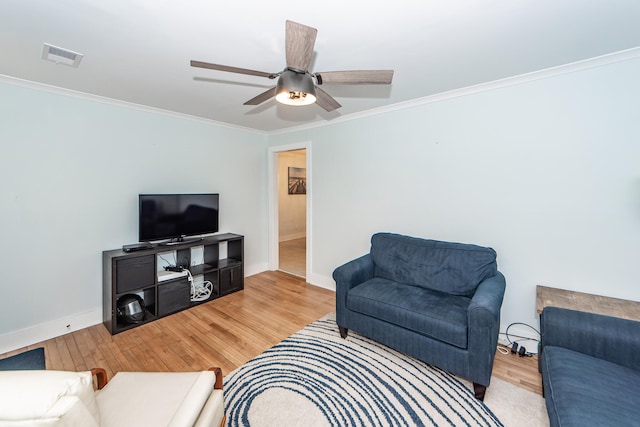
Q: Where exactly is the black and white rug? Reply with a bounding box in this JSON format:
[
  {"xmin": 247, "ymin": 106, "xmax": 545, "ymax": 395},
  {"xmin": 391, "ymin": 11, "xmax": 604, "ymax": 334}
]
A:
[{"xmin": 224, "ymin": 316, "xmax": 503, "ymax": 426}]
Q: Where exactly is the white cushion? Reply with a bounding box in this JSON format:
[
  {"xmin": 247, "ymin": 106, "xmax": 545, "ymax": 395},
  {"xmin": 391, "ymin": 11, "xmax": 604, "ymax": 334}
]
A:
[
  {"xmin": 194, "ymin": 390, "xmax": 224, "ymax": 427},
  {"xmin": 0, "ymin": 370, "xmax": 100, "ymax": 427},
  {"xmin": 96, "ymin": 371, "xmax": 217, "ymax": 427}
]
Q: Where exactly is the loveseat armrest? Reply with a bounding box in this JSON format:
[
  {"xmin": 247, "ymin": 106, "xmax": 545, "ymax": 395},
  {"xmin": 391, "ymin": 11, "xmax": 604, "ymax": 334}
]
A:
[
  {"xmin": 541, "ymin": 306, "xmax": 640, "ymax": 371},
  {"xmin": 207, "ymin": 367, "xmax": 223, "ymax": 390},
  {"xmin": 333, "ymin": 254, "xmax": 375, "ymax": 292},
  {"xmin": 333, "ymin": 254, "xmax": 374, "ymax": 324},
  {"xmin": 90, "ymin": 368, "xmax": 108, "ymax": 390},
  {"xmin": 468, "ymin": 272, "xmax": 506, "ymax": 328},
  {"xmin": 467, "ymin": 272, "xmax": 506, "ymax": 386}
]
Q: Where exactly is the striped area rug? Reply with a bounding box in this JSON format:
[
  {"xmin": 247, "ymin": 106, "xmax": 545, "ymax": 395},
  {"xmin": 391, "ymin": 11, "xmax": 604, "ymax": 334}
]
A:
[{"xmin": 224, "ymin": 317, "xmax": 502, "ymax": 426}]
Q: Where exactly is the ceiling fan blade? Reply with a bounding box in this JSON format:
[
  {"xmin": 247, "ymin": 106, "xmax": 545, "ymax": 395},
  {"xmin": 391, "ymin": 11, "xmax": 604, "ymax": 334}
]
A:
[
  {"xmin": 190, "ymin": 60, "xmax": 275, "ymax": 79},
  {"xmin": 315, "ymin": 87, "xmax": 341, "ymax": 112},
  {"xmin": 285, "ymin": 20, "xmax": 317, "ymax": 71},
  {"xmin": 315, "ymin": 70, "xmax": 394, "ymax": 85},
  {"xmin": 243, "ymin": 86, "xmax": 276, "ymax": 105}
]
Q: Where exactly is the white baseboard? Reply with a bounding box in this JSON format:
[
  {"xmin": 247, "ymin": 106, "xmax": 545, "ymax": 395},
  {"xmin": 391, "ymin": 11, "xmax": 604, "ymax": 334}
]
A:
[
  {"xmin": 0, "ymin": 309, "xmax": 102, "ymax": 355},
  {"xmin": 245, "ymin": 262, "xmax": 269, "ymax": 278},
  {"xmin": 307, "ymin": 272, "xmax": 336, "ymax": 292}
]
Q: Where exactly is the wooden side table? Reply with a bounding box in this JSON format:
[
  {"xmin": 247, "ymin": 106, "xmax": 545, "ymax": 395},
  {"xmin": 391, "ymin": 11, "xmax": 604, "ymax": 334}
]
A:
[{"xmin": 536, "ymin": 285, "xmax": 640, "ymax": 321}]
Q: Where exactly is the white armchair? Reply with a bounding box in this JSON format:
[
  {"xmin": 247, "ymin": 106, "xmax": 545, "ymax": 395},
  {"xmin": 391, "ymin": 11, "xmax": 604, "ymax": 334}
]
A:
[{"xmin": 0, "ymin": 367, "xmax": 225, "ymax": 427}]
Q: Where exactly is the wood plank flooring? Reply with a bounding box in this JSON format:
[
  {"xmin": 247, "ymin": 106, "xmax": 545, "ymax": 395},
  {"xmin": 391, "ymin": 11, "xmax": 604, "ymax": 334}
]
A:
[
  {"xmin": 492, "ymin": 348, "xmax": 542, "ymax": 395},
  {"xmin": 1, "ymin": 270, "xmax": 542, "ymax": 396},
  {"xmin": 279, "ymin": 237, "xmax": 306, "ymax": 278}
]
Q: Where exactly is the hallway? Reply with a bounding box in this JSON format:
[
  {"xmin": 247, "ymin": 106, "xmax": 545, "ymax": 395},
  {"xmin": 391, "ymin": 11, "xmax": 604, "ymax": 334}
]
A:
[{"xmin": 279, "ymin": 237, "xmax": 305, "ymax": 278}]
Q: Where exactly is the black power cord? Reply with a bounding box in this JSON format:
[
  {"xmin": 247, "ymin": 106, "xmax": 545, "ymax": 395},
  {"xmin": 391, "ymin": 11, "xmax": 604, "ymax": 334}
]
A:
[
  {"xmin": 504, "ymin": 322, "xmax": 540, "ymax": 345},
  {"xmin": 518, "ymin": 345, "xmax": 532, "ymax": 358},
  {"xmin": 500, "ymin": 322, "xmax": 540, "ymax": 357}
]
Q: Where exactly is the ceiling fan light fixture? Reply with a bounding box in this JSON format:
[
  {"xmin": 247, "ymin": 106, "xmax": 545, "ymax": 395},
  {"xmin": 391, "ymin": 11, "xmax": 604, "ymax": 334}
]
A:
[{"xmin": 275, "ymin": 69, "xmax": 316, "ymax": 106}]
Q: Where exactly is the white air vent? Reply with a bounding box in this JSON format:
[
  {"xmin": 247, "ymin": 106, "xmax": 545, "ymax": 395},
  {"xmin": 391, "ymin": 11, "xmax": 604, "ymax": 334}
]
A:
[{"xmin": 41, "ymin": 43, "xmax": 83, "ymax": 67}]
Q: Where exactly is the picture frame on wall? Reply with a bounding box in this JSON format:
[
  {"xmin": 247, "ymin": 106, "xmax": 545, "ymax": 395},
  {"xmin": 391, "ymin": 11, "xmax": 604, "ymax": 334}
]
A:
[{"xmin": 288, "ymin": 167, "xmax": 306, "ymax": 195}]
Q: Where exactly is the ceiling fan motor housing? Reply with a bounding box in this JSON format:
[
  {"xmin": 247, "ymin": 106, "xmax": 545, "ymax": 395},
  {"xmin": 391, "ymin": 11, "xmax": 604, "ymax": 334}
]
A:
[{"xmin": 275, "ymin": 69, "xmax": 316, "ymax": 105}]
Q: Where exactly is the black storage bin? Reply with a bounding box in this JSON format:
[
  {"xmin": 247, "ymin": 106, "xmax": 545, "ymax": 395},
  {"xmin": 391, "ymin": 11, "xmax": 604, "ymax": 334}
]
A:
[
  {"xmin": 116, "ymin": 255, "xmax": 155, "ymax": 293},
  {"xmin": 220, "ymin": 265, "xmax": 243, "ymax": 295},
  {"xmin": 158, "ymin": 280, "xmax": 190, "ymax": 316}
]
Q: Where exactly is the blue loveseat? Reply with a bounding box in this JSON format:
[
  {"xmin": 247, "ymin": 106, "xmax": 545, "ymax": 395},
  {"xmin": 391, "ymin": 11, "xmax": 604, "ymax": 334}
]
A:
[
  {"xmin": 333, "ymin": 233, "xmax": 506, "ymax": 399},
  {"xmin": 540, "ymin": 306, "xmax": 640, "ymax": 426}
]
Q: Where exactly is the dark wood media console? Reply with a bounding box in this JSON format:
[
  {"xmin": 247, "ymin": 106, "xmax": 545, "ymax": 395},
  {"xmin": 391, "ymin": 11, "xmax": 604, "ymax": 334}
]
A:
[{"xmin": 102, "ymin": 233, "xmax": 244, "ymax": 334}]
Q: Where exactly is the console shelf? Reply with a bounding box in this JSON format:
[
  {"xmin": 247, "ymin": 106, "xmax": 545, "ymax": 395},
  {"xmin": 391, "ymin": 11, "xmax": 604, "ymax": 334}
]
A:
[{"xmin": 102, "ymin": 233, "xmax": 244, "ymax": 335}]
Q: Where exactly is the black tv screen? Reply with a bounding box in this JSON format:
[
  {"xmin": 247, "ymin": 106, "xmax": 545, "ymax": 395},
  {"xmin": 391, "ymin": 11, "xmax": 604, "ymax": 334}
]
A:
[{"xmin": 139, "ymin": 194, "xmax": 219, "ymax": 242}]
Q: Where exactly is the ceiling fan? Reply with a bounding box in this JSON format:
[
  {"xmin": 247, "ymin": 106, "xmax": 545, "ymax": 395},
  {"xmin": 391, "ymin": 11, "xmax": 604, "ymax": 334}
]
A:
[{"xmin": 190, "ymin": 20, "xmax": 394, "ymax": 112}]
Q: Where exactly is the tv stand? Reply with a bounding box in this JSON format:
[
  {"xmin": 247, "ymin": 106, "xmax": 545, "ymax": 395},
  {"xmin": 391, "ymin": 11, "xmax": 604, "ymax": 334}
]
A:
[{"xmin": 102, "ymin": 233, "xmax": 244, "ymax": 335}]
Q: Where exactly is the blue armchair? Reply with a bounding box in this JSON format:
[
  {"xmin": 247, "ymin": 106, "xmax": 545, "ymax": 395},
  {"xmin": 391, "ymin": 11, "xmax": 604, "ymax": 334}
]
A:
[{"xmin": 333, "ymin": 233, "xmax": 506, "ymax": 399}]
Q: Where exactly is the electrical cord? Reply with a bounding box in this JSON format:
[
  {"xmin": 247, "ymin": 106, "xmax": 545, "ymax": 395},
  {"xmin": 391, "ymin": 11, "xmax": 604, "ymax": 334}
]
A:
[
  {"xmin": 504, "ymin": 322, "xmax": 540, "ymax": 346},
  {"xmin": 180, "ymin": 256, "xmax": 190, "ymax": 268},
  {"xmin": 157, "ymin": 253, "xmax": 174, "ymax": 266},
  {"xmin": 160, "ymin": 247, "xmax": 212, "ymax": 301},
  {"xmin": 498, "ymin": 322, "xmax": 541, "ymax": 356},
  {"xmin": 184, "ymin": 268, "xmax": 213, "ymax": 302},
  {"xmin": 497, "ymin": 345, "xmax": 510, "ymax": 355}
]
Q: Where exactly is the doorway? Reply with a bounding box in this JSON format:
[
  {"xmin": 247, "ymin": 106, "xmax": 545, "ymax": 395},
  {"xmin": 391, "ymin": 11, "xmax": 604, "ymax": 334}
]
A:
[
  {"xmin": 277, "ymin": 149, "xmax": 306, "ymax": 277},
  {"xmin": 268, "ymin": 142, "xmax": 311, "ymax": 280}
]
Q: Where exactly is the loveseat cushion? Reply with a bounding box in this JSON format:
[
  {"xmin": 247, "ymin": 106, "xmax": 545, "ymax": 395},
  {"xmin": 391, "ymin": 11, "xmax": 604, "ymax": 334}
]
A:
[
  {"xmin": 347, "ymin": 278, "xmax": 471, "ymax": 348},
  {"xmin": 0, "ymin": 370, "xmax": 100, "ymax": 426},
  {"xmin": 541, "ymin": 346, "xmax": 640, "ymax": 427},
  {"xmin": 96, "ymin": 371, "xmax": 216, "ymax": 427},
  {"xmin": 370, "ymin": 233, "xmax": 497, "ymax": 296}
]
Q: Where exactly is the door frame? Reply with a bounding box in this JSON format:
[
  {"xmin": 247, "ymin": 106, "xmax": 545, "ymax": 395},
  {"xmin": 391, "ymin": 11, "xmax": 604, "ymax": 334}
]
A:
[{"xmin": 267, "ymin": 141, "xmax": 312, "ymax": 279}]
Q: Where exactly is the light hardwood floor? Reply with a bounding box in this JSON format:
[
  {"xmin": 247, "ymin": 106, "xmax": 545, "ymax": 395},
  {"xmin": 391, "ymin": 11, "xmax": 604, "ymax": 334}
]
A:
[
  {"xmin": 492, "ymin": 346, "xmax": 541, "ymax": 395},
  {"xmin": 1, "ymin": 271, "xmax": 542, "ymax": 395},
  {"xmin": 279, "ymin": 237, "xmax": 306, "ymax": 277}
]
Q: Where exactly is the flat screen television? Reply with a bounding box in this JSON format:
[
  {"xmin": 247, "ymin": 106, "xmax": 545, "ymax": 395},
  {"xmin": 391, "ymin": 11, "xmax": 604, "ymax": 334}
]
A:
[{"xmin": 139, "ymin": 193, "xmax": 219, "ymax": 243}]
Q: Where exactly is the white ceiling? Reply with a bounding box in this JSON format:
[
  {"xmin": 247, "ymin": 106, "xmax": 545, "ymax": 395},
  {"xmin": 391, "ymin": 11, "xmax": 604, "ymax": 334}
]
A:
[{"xmin": 2, "ymin": 1, "xmax": 640, "ymax": 133}]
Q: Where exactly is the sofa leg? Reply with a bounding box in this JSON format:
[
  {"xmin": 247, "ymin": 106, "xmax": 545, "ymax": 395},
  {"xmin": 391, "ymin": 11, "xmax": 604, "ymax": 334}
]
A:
[
  {"xmin": 338, "ymin": 326, "xmax": 349, "ymax": 339},
  {"xmin": 473, "ymin": 383, "xmax": 486, "ymax": 401}
]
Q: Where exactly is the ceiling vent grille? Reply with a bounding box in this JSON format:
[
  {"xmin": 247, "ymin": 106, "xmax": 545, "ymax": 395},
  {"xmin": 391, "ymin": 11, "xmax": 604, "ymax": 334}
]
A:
[{"xmin": 41, "ymin": 43, "xmax": 83, "ymax": 67}]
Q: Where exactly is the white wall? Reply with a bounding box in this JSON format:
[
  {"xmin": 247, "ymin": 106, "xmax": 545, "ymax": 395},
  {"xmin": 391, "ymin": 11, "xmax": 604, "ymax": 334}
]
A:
[
  {"xmin": 2, "ymin": 54, "xmax": 639, "ymax": 353},
  {"xmin": 0, "ymin": 81, "xmax": 268, "ymax": 351},
  {"xmin": 278, "ymin": 150, "xmax": 306, "ymax": 241},
  {"xmin": 268, "ymin": 56, "xmax": 640, "ymax": 334}
]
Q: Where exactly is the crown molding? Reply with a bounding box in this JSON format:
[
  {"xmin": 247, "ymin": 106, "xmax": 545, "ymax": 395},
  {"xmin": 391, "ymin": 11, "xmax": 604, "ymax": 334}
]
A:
[
  {"xmin": 268, "ymin": 46, "xmax": 640, "ymax": 136},
  {"xmin": 3, "ymin": 46, "xmax": 639, "ymax": 137},
  {"xmin": 0, "ymin": 74, "xmax": 266, "ymax": 135}
]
